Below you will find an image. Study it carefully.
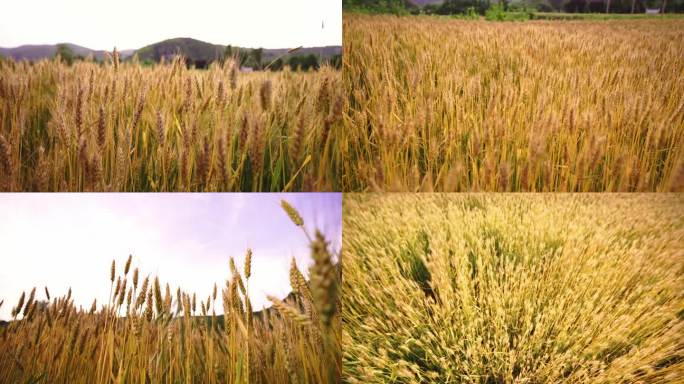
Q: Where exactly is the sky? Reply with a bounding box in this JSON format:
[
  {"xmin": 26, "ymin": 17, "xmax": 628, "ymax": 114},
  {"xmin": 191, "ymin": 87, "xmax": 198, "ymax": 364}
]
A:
[
  {"xmin": 0, "ymin": 193, "xmax": 341, "ymax": 320},
  {"xmin": 0, "ymin": 0, "xmax": 342, "ymax": 50}
]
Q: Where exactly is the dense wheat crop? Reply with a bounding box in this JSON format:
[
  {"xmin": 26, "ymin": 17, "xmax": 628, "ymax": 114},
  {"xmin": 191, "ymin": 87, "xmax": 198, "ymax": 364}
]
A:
[
  {"xmin": 343, "ymin": 15, "xmax": 684, "ymax": 192},
  {"xmin": 0, "ymin": 54, "xmax": 342, "ymax": 191},
  {"xmin": 0, "ymin": 202, "xmax": 340, "ymax": 383},
  {"xmin": 342, "ymin": 194, "xmax": 684, "ymax": 383}
]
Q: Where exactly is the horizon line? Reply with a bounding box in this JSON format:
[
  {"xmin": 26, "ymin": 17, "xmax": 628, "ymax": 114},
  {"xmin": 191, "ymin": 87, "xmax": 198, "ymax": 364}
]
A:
[{"xmin": 0, "ymin": 37, "xmax": 342, "ymax": 52}]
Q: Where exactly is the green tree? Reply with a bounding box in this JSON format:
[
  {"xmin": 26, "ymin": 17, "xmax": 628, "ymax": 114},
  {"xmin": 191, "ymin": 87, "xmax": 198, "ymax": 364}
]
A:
[
  {"xmin": 55, "ymin": 44, "xmax": 75, "ymax": 65},
  {"xmin": 251, "ymin": 48, "xmax": 263, "ymax": 70},
  {"xmin": 343, "ymin": 0, "xmax": 408, "ymax": 14},
  {"xmin": 235, "ymin": 48, "xmax": 249, "ymax": 66},
  {"xmin": 288, "ymin": 56, "xmax": 301, "ymax": 71},
  {"xmin": 242, "ymin": 54, "xmax": 256, "ymax": 69},
  {"xmin": 287, "ymin": 55, "xmax": 320, "ymax": 71},
  {"xmin": 269, "ymin": 58, "xmax": 284, "ymax": 71},
  {"xmin": 302, "ymin": 54, "xmax": 320, "ymax": 71},
  {"xmin": 329, "ymin": 54, "xmax": 342, "ymax": 70},
  {"xmin": 438, "ymin": 0, "xmax": 490, "ymax": 14}
]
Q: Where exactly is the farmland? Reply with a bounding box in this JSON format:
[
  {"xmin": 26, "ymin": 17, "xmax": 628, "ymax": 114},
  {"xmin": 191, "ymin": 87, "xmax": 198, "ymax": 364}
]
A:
[
  {"xmin": 0, "ymin": 55, "xmax": 342, "ymax": 191},
  {"xmin": 342, "ymin": 193, "xmax": 684, "ymax": 382},
  {"xmin": 343, "ymin": 15, "xmax": 684, "ymax": 191}
]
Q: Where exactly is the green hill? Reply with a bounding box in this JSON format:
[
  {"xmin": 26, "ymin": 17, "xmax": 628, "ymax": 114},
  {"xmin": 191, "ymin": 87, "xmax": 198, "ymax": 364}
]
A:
[
  {"xmin": 0, "ymin": 38, "xmax": 342, "ymax": 69},
  {"xmin": 135, "ymin": 37, "xmax": 224, "ymax": 63},
  {"xmin": 134, "ymin": 37, "xmax": 342, "ymax": 68}
]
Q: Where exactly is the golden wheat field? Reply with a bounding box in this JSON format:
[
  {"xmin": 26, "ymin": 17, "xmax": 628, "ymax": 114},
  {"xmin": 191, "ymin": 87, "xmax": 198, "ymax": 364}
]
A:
[
  {"xmin": 0, "ymin": 201, "xmax": 340, "ymax": 383},
  {"xmin": 342, "ymin": 194, "xmax": 684, "ymax": 383},
  {"xmin": 343, "ymin": 15, "xmax": 684, "ymax": 192},
  {"xmin": 0, "ymin": 55, "xmax": 342, "ymax": 191}
]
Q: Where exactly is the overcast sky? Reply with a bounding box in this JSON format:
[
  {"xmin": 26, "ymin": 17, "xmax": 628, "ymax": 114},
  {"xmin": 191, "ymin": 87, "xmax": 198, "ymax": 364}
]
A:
[
  {"xmin": 0, "ymin": 0, "xmax": 341, "ymax": 50},
  {"xmin": 0, "ymin": 193, "xmax": 341, "ymax": 320}
]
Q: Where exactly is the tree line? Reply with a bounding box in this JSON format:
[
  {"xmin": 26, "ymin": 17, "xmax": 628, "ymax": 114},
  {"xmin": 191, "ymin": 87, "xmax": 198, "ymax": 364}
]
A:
[
  {"xmin": 342, "ymin": 0, "xmax": 684, "ymax": 14},
  {"xmin": 52, "ymin": 44, "xmax": 341, "ymax": 71}
]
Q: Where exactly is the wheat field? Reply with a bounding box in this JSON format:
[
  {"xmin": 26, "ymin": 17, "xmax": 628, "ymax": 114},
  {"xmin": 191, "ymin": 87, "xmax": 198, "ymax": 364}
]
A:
[
  {"xmin": 342, "ymin": 193, "xmax": 684, "ymax": 383},
  {"xmin": 343, "ymin": 15, "xmax": 684, "ymax": 192},
  {"xmin": 0, "ymin": 201, "xmax": 340, "ymax": 383},
  {"xmin": 0, "ymin": 54, "xmax": 342, "ymax": 191}
]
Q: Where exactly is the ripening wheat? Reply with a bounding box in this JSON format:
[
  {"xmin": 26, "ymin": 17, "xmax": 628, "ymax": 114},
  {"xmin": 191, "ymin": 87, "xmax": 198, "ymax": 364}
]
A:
[
  {"xmin": 0, "ymin": 201, "xmax": 340, "ymax": 383},
  {"xmin": 342, "ymin": 193, "xmax": 684, "ymax": 383},
  {"xmin": 343, "ymin": 15, "xmax": 684, "ymax": 192},
  {"xmin": 0, "ymin": 54, "xmax": 342, "ymax": 191}
]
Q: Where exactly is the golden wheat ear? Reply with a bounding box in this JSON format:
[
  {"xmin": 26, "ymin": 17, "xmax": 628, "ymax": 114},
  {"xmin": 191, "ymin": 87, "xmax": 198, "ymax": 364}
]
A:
[
  {"xmin": 132, "ymin": 268, "xmax": 139, "ymax": 290},
  {"xmin": 124, "ymin": 255, "xmax": 132, "ymax": 275},
  {"xmin": 267, "ymin": 295, "xmax": 312, "ymax": 327},
  {"xmin": 280, "ymin": 200, "xmax": 304, "ymax": 227},
  {"xmin": 244, "ymin": 249, "xmax": 252, "ymax": 280},
  {"xmin": 110, "ymin": 259, "xmax": 116, "ymax": 283},
  {"xmin": 309, "ymin": 231, "xmax": 337, "ymax": 328}
]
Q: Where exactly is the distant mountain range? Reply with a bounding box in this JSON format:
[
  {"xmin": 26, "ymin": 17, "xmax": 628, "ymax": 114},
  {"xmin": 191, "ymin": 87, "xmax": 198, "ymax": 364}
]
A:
[
  {"xmin": 0, "ymin": 43, "xmax": 134, "ymax": 61},
  {"xmin": 0, "ymin": 38, "xmax": 341, "ymax": 63},
  {"xmin": 136, "ymin": 38, "xmax": 341, "ymax": 64},
  {"xmin": 408, "ymin": 0, "xmax": 444, "ymax": 6}
]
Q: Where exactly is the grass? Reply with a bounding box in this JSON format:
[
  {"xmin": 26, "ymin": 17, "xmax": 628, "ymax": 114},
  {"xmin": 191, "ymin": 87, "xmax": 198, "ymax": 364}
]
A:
[
  {"xmin": 343, "ymin": 14, "xmax": 684, "ymax": 191},
  {"xmin": 342, "ymin": 193, "xmax": 684, "ymax": 383},
  {"xmin": 0, "ymin": 201, "xmax": 340, "ymax": 383},
  {"xmin": 0, "ymin": 54, "xmax": 342, "ymax": 191}
]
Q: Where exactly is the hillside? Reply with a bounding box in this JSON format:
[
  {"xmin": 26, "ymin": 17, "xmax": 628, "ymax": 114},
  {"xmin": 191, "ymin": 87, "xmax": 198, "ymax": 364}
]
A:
[
  {"xmin": 0, "ymin": 43, "xmax": 133, "ymax": 61},
  {"xmin": 135, "ymin": 37, "xmax": 224, "ymax": 62},
  {"xmin": 408, "ymin": 0, "xmax": 444, "ymax": 6},
  {"xmin": 136, "ymin": 37, "xmax": 342, "ymax": 64},
  {"xmin": 0, "ymin": 38, "xmax": 341, "ymax": 65}
]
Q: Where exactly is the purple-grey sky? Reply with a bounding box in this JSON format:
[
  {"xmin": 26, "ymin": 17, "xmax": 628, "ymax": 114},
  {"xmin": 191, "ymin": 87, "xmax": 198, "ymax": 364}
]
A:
[{"xmin": 0, "ymin": 193, "xmax": 341, "ymax": 320}]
